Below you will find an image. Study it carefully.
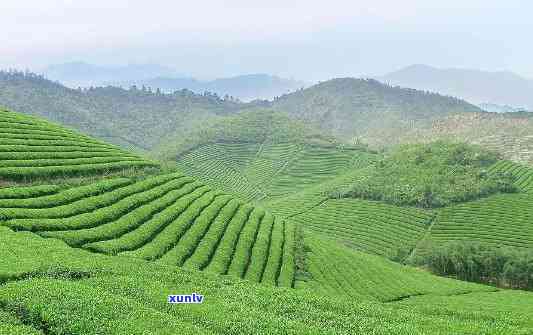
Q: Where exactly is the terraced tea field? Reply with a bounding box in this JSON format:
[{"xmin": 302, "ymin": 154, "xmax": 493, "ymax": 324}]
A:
[
  {"xmin": 489, "ymin": 160, "xmax": 533, "ymax": 192},
  {"xmin": 300, "ymin": 233, "xmax": 494, "ymax": 301},
  {"xmin": 0, "ymin": 172, "xmax": 295, "ymax": 287},
  {"xmin": 3, "ymin": 226, "xmax": 533, "ymax": 334},
  {"xmin": 3, "ymin": 107, "xmax": 533, "ymax": 334},
  {"xmin": 426, "ymin": 193, "xmax": 533, "ymax": 249},
  {"xmin": 0, "ymin": 109, "xmax": 156, "ymax": 180},
  {"xmin": 289, "ymin": 198, "xmax": 432, "ymax": 257},
  {"xmin": 176, "ymin": 141, "xmax": 377, "ymax": 202}
]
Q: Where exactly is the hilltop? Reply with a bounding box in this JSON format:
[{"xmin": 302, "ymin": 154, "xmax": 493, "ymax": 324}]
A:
[
  {"xmin": 156, "ymin": 109, "xmax": 373, "ymax": 202},
  {"xmin": 268, "ymin": 78, "xmax": 483, "ymax": 145},
  {"xmin": 157, "ymin": 109, "xmax": 340, "ymax": 160}
]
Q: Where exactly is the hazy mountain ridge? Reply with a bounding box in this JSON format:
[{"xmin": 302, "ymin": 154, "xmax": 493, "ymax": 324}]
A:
[
  {"xmin": 45, "ymin": 62, "xmax": 306, "ymax": 101},
  {"xmin": 4, "ymin": 70, "xmax": 533, "ymax": 165},
  {"xmin": 268, "ymin": 77, "xmax": 484, "ymax": 146},
  {"xmin": 0, "ymin": 70, "xmax": 246, "ymax": 151},
  {"xmin": 44, "ymin": 62, "xmax": 183, "ymax": 88},
  {"xmin": 479, "ymin": 102, "xmax": 529, "ymax": 114},
  {"xmin": 381, "ymin": 64, "xmax": 533, "ymax": 109},
  {"xmin": 108, "ymin": 73, "xmax": 307, "ymax": 102}
]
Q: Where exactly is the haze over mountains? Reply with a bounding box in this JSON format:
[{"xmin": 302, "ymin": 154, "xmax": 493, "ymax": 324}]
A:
[
  {"xmin": 44, "ymin": 62, "xmax": 183, "ymax": 88},
  {"xmin": 0, "ymin": 70, "xmax": 482, "ymax": 151},
  {"xmin": 381, "ymin": 64, "xmax": 533, "ymax": 110},
  {"xmin": 44, "ymin": 62, "xmax": 307, "ymax": 101}
]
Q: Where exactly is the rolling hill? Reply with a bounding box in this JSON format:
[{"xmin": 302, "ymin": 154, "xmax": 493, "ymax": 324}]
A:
[
  {"xmin": 2, "ymin": 104, "xmax": 533, "ymax": 333},
  {"xmin": 158, "ymin": 111, "xmax": 533, "ymax": 265},
  {"xmin": 5, "ymin": 70, "xmax": 533, "ymax": 168},
  {"xmin": 0, "ymin": 108, "xmax": 156, "ymax": 181},
  {"xmin": 268, "ymin": 78, "xmax": 484, "ymax": 145},
  {"xmin": 157, "ymin": 110, "xmax": 373, "ymax": 202},
  {"xmin": 0, "ymin": 70, "xmax": 245, "ymax": 151}
]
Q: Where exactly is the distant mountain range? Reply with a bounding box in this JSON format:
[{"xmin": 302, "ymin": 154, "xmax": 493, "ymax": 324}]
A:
[
  {"xmin": 44, "ymin": 62, "xmax": 183, "ymax": 88},
  {"xmin": 44, "ymin": 62, "xmax": 306, "ymax": 101},
  {"xmin": 380, "ymin": 64, "xmax": 533, "ymax": 110},
  {"xmin": 107, "ymin": 73, "xmax": 307, "ymax": 102},
  {"xmin": 478, "ymin": 103, "xmax": 529, "ymax": 114}
]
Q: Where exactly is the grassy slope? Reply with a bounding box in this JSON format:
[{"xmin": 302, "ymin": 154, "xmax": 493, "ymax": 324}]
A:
[
  {"xmin": 299, "ymin": 232, "xmax": 495, "ymax": 301},
  {"xmin": 170, "ymin": 135, "xmax": 533, "ymax": 280},
  {"xmin": 2, "ymin": 101, "xmax": 533, "ymax": 333},
  {"xmin": 2, "ymin": 226, "xmax": 533, "ymax": 334},
  {"xmin": 0, "ymin": 109, "xmax": 157, "ymax": 181},
  {"xmin": 0, "ymin": 172, "xmax": 295, "ymax": 287}
]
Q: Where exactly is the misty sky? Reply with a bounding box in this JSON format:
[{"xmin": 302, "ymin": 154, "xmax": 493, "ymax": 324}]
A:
[{"xmin": 1, "ymin": 0, "xmax": 532, "ymax": 81}]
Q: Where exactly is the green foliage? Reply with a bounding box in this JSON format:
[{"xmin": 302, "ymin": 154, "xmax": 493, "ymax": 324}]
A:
[
  {"xmin": 226, "ymin": 208, "xmax": 265, "ymax": 278},
  {"xmin": 334, "ymin": 141, "xmax": 517, "ymax": 208},
  {"xmin": 41, "ymin": 181, "xmax": 203, "ymax": 247},
  {"xmin": 0, "ymin": 172, "xmax": 295, "ymax": 287},
  {"xmin": 203, "ymin": 204, "xmax": 254, "ymax": 275},
  {"xmin": 0, "ymin": 184, "xmax": 61, "ymax": 199},
  {"xmin": 244, "ymin": 212, "xmax": 275, "ymax": 282},
  {"xmin": 0, "ymin": 109, "xmax": 157, "ymax": 181},
  {"xmin": 300, "ymin": 232, "xmax": 494, "ymax": 301},
  {"xmin": 489, "ymin": 160, "xmax": 533, "ymax": 192},
  {"xmin": 182, "ymin": 199, "xmax": 241, "ymax": 271},
  {"xmin": 260, "ymin": 218, "xmax": 286, "ymax": 285},
  {"xmin": 0, "ymin": 177, "xmax": 131, "ymax": 208},
  {"xmin": 158, "ymin": 195, "xmax": 233, "ymax": 266},
  {"xmin": 3, "ymin": 226, "xmax": 533, "ymax": 334},
  {"xmin": 157, "ymin": 109, "xmax": 337, "ymax": 160},
  {"xmin": 288, "ymin": 198, "xmax": 431, "ymax": 257},
  {"xmin": 416, "ymin": 241, "xmax": 533, "ymax": 290},
  {"xmin": 278, "ymin": 220, "xmax": 296, "ymax": 287},
  {"xmin": 429, "ymin": 193, "xmax": 533, "ymax": 250},
  {"xmin": 84, "ymin": 184, "xmax": 209, "ymax": 255},
  {"xmin": 271, "ymin": 78, "xmax": 483, "ymax": 145},
  {"xmin": 0, "ymin": 70, "xmax": 245, "ymax": 150},
  {"xmin": 2, "ymin": 175, "xmax": 189, "ymax": 229}
]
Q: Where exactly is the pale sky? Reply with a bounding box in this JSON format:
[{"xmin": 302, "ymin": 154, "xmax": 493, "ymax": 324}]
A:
[{"xmin": 1, "ymin": 0, "xmax": 532, "ymax": 81}]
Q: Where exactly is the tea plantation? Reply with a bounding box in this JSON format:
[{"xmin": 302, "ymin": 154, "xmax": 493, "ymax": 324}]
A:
[
  {"xmin": 2, "ymin": 109, "xmax": 533, "ymax": 334},
  {"xmin": 0, "ymin": 109, "xmax": 156, "ymax": 180}
]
